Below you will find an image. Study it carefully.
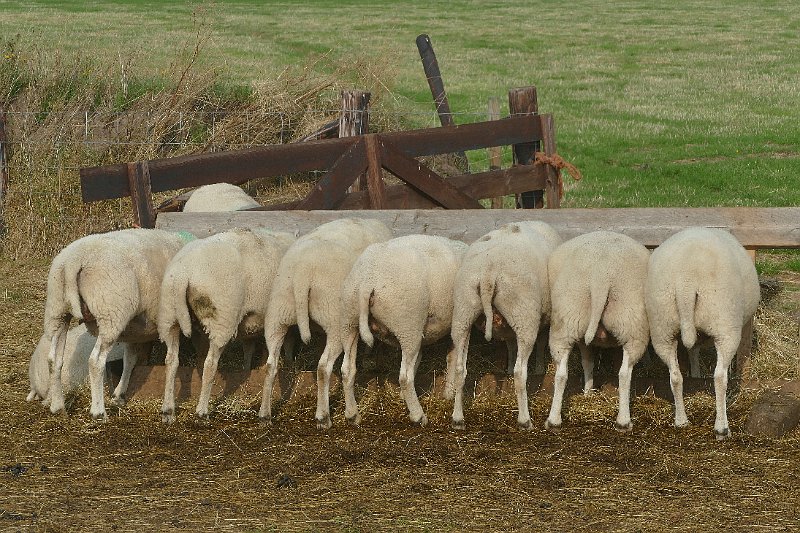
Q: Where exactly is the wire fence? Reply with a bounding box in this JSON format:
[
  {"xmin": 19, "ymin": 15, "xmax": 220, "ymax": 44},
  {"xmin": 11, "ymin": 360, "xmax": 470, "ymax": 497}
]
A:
[{"xmin": 0, "ymin": 104, "xmax": 516, "ymax": 259}]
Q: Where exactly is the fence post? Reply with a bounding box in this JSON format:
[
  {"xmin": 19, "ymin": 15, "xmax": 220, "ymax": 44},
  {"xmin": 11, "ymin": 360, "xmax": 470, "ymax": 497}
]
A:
[
  {"xmin": 487, "ymin": 97, "xmax": 503, "ymax": 209},
  {"xmin": 0, "ymin": 109, "xmax": 8, "ymax": 233},
  {"xmin": 127, "ymin": 161, "xmax": 156, "ymax": 228},
  {"xmin": 508, "ymin": 86, "xmax": 543, "ymax": 209},
  {"xmin": 340, "ymin": 90, "xmax": 371, "ymax": 193},
  {"xmin": 540, "ymin": 114, "xmax": 561, "ymax": 209}
]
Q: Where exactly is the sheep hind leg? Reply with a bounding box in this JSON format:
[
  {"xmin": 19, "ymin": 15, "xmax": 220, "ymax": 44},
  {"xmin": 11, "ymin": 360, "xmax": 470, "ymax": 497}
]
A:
[
  {"xmin": 341, "ymin": 330, "xmax": 361, "ymax": 425},
  {"xmin": 656, "ymin": 339, "xmax": 690, "ymax": 428},
  {"xmin": 579, "ymin": 343, "xmax": 595, "ymax": 395},
  {"xmin": 112, "ymin": 342, "xmax": 146, "ymax": 406},
  {"xmin": 449, "ymin": 332, "xmax": 470, "ymax": 430},
  {"xmin": 259, "ymin": 328, "xmax": 287, "ymax": 424},
  {"xmin": 315, "ymin": 338, "xmax": 342, "ymax": 430},
  {"xmin": 615, "ymin": 344, "xmax": 641, "ymax": 432},
  {"xmin": 712, "ymin": 335, "xmax": 739, "ymax": 441},
  {"xmin": 545, "ymin": 340, "xmax": 572, "ymax": 430},
  {"xmin": 161, "ymin": 327, "xmax": 182, "ymax": 423},
  {"xmin": 195, "ymin": 342, "xmax": 224, "ymax": 421},
  {"xmin": 47, "ymin": 324, "xmax": 69, "ymax": 414},
  {"xmin": 87, "ymin": 338, "xmax": 115, "ymax": 422},
  {"xmin": 398, "ymin": 340, "xmax": 427, "ymax": 427},
  {"xmin": 513, "ymin": 337, "xmax": 536, "ymax": 430}
]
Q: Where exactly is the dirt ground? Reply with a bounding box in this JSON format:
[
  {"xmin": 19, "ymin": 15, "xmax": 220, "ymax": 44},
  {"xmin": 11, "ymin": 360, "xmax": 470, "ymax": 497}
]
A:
[{"xmin": 1, "ymin": 258, "xmax": 798, "ymax": 532}]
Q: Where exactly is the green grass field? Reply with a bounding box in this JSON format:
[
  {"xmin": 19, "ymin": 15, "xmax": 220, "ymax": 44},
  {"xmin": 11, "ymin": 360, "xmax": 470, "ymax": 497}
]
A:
[{"xmin": 3, "ymin": 1, "xmax": 798, "ymax": 199}]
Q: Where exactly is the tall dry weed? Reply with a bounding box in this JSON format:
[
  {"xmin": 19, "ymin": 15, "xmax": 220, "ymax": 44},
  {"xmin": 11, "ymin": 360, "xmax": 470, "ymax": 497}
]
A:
[{"xmin": 0, "ymin": 29, "xmax": 395, "ymax": 259}]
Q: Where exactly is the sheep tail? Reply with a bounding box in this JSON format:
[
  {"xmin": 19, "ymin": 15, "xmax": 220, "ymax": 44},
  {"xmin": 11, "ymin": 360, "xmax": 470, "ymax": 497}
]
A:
[
  {"xmin": 675, "ymin": 280, "xmax": 698, "ymax": 349},
  {"xmin": 584, "ymin": 276, "xmax": 610, "ymax": 345},
  {"xmin": 56, "ymin": 258, "xmax": 84, "ymax": 321},
  {"xmin": 358, "ymin": 288, "xmax": 374, "ymax": 348},
  {"xmin": 479, "ymin": 272, "xmax": 496, "ymax": 342},
  {"xmin": 294, "ymin": 281, "xmax": 312, "ymax": 344},
  {"xmin": 173, "ymin": 273, "xmax": 194, "ymax": 339}
]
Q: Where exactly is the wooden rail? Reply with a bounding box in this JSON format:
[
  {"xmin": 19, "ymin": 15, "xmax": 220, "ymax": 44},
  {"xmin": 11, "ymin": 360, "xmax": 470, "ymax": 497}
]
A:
[{"xmin": 155, "ymin": 207, "xmax": 800, "ymax": 249}]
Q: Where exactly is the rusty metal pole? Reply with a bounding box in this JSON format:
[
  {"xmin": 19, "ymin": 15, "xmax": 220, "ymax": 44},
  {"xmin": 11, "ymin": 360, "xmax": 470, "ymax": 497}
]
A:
[{"xmin": 416, "ymin": 34, "xmax": 469, "ymax": 172}]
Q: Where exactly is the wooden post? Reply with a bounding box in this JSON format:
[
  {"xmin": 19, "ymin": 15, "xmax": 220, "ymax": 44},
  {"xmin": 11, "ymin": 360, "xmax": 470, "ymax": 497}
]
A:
[
  {"xmin": 508, "ymin": 87, "xmax": 543, "ymax": 209},
  {"xmin": 126, "ymin": 161, "xmax": 156, "ymax": 228},
  {"xmin": 540, "ymin": 114, "xmax": 561, "ymax": 209},
  {"xmin": 363, "ymin": 135, "xmax": 387, "ymax": 209},
  {"xmin": 340, "ymin": 90, "xmax": 370, "ymax": 193},
  {"xmin": 0, "ymin": 109, "xmax": 8, "ymax": 233},
  {"xmin": 487, "ymin": 97, "xmax": 503, "ymax": 209}
]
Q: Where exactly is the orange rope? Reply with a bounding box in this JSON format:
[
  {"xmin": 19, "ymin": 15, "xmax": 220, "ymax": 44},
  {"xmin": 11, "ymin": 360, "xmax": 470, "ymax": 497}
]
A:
[{"xmin": 534, "ymin": 152, "xmax": 583, "ymax": 182}]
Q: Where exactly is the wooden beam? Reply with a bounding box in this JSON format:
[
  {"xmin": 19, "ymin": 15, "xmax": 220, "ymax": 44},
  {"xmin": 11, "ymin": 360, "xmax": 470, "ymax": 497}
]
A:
[
  {"xmin": 156, "ymin": 207, "xmax": 800, "ymax": 249},
  {"xmin": 509, "ymin": 86, "xmax": 543, "ymax": 209},
  {"xmin": 126, "ymin": 161, "xmax": 155, "ymax": 228},
  {"xmin": 380, "ymin": 139, "xmax": 483, "ymax": 209},
  {"xmin": 80, "ymin": 115, "xmax": 544, "ymax": 203},
  {"xmin": 258, "ymin": 165, "xmax": 548, "ymax": 211},
  {"xmin": 340, "ymin": 90, "xmax": 370, "ymax": 193},
  {"xmin": 540, "ymin": 114, "xmax": 560, "ymax": 208},
  {"xmin": 487, "ymin": 96, "xmax": 504, "ymax": 209},
  {"xmin": 296, "ymin": 138, "xmax": 368, "ymax": 210},
  {"xmin": 364, "ymin": 135, "xmax": 387, "ymax": 209}
]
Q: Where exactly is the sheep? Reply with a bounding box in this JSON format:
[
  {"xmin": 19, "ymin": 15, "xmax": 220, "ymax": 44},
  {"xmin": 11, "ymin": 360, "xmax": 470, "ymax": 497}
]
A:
[
  {"xmin": 545, "ymin": 230, "xmax": 650, "ymax": 432},
  {"xmin": 260, "ymin": 218, "xmax": 393, "ymax": 428},
  {"xmin": 646, "ymin": 227, "xmax": 759, "ymax": 440},
  {"xmin": 158, "ymin": 227, "xmax": 295, "ymax": 423},
  {"xmin": 27, "ymin": 323, "xmax": 134, "ymax": 406},
  {"xmin": 446, "ymin": 221, "xmax": 562, "ymax": 430},
  {"xmin": 44, "ymin": 228, "xmax": 187, "ymax": 420},
  {"xmin": 339, "ymin": 234, "xmax": 469, "ymax": 427},
  {"xmin": 182, "ymin": 183, "xmax": 260, "ymax": 212}
]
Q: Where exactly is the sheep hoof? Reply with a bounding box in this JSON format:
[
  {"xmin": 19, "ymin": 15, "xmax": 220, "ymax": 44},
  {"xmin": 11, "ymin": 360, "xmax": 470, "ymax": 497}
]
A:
[
  {"xmin": 315, "ymin": 415, "xmax": 332, "ymax": 430},
  {"xmin": 412, "ymin": 414, "xmax": 428, "ymax": 427},
  {"xmin": 259, "ymin": 416, "xmax": 273, "ymax": 427},
  {"xmin": 26, "ymin": 390, "xmax": 38, "ymax": 402},
  {"xmin": 161, "ymin": 409, "xmax": 175, "ymax": 424},
  {"xmin": 518, "ymin": 419, "xmax": 533, "ymax": 431},
  {"xmin": 614, "ymin": 421, "xmax": 633, "ymax": 433},
  {"xmin": 583, "ymin": 388, "xmax": 597, "ymax": 397},
  {"xmin": 195, "ymin": 413, "xmax": 210, "ymax": 424},
  {"xmin": 714, "ymin": 428, "xmax": 731, "ymax": 441},
  {"xmin": 111, "ymin": 394, "xmax": 127, "ymax": 407},
  {"xmin": 674, "ymin": 419, "xmax": 691, "ymax": 429},
  {"xmin": 48, "ymin": 404, "xmax": 63, "ymax": 415},
  {"xmin": 544, "ymin": 419, "xmax": 561, "ymax": 432},
  {"xmin": 451, "ymin": 419, "xmax": 466, "ymax": 431},
  {"xmin": 345, "ymin": 412, "xmax": 361, "ymax": 427},
  {"xmin": 91, "ymin": 412, "xmax": 107, "ymax": 423}
]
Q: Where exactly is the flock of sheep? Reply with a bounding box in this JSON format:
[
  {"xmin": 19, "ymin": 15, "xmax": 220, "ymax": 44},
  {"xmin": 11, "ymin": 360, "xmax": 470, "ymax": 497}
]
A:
[{"xmin": 27, "ymin": 183, "xmax": 760, "ymax": 441}]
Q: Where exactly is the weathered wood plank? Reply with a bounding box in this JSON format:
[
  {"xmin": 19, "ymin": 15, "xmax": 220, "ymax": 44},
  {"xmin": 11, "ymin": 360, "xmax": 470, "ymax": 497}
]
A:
[
  {"xmin": 296, "ymin": 138, "xmax": 368, "ymax": 210},
  {"xmin": 259, "ymin": 165, "xmax": 548, "ymax": 211},
  {"xmin": 156, "ymin": 207, "xmax": 800, "ymax": 249},
  {"xmin": 380, "ymin": 139, "xmax": 483, "ymax": 209},
  {"xmin": 509, "ymin": 86, "xmax": 544, "ymax": 209},
  {"xmin": 80, "ymin": 115, "xmax": 544, "ymax": 202},
  {"xmin": 127, "ymin": 161, "xmax": 155, "ymax": 228}
]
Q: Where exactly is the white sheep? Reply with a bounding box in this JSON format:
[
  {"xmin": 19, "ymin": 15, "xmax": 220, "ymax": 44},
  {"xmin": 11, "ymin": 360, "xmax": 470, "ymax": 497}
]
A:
[
  {"xmin": 447, "ymin": 221, "xmax": 562, "ymax": 430},
  {"xmin": 339, "ymin": 234, "xmax": 469, "ymax": 427},
  {"xmin": 260, "ymin": 218, "xmax": 393, "ymax": 428},
  {"xmin": 646, "ymin": 227, "xmax": 759, "ymax": 440},
  {"xmin": 44, "ymin": 228, "xmax": 187, "ymax": 420},
  {"xmin": 27, "ymin": 323, "xmax": 133, "ymax": 406},
  {"xmin": 182, "ymin": 183, "xmax": 260, "ymax": 212},
  {"xmin": 158, "ymin": 227, "xmax": 295, "ymax": 422},
  {"xmin": 545, "ymin": 230, "xmax": 650, "ymax": 432}
]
